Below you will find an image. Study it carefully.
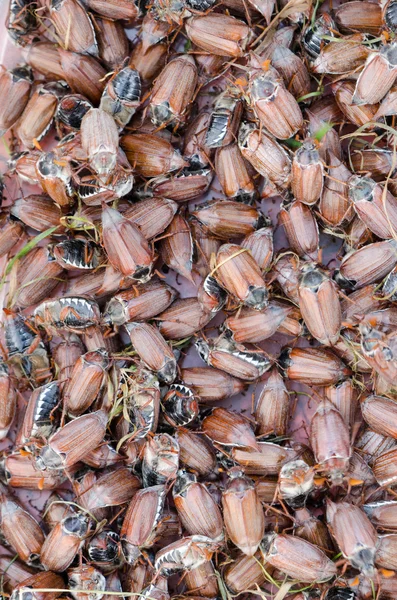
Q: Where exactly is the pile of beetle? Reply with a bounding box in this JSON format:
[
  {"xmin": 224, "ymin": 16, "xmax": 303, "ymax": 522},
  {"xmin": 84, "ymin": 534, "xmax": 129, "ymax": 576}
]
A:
[{"xmin": 3, "ymin": 0, "xmax": 397, "ymax": 598}]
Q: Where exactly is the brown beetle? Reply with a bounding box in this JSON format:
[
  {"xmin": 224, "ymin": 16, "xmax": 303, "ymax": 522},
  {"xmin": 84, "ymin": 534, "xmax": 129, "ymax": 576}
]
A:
[
  {"xmin": 0, "ymin": 491, "xmax": 45, "ymax": 566},
  {"xmin": 173, "ymin": 470, "xmax": 223, "ymax": 538},
  {"xmin": 0, "ymin": 65, "xmax": 33, "ymax": 136},
  {"xmin": 260, "ymin": 533, "xmax": 337, "ymax": 583},
  {"xmin": 310, "ymin": 400, "xmax": 351, "ymax": 484},
  {"xmin": 222, "ymin": 468, "xmax": 264, "ymax": 556},
  {"xmin": 40, "ymin": 513, "xmax": 92, "ymax": 572}
]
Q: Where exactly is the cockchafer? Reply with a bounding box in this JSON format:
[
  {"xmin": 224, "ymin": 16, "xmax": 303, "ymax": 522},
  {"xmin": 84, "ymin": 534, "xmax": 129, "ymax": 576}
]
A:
[
  {"xmin": 185, "ymin": 13, "xmax": 251, "ymax": 57},
  {"xmin": 196, "ymin": 336, "xmax": 271, "ymax": 382},
  {"xmin": 25, "ymin": 41, "xmax": 65, "ymax": 80},
  {"xmin": 0, "ymin": 65, "xmax": 33, "ymax": 137},
  {"xmin": 297, "ymin": 262, "xmax": 341, "ymax": 346},
  {"xmin": 223, "ymin": 301, "xmax": 295, "ymax": 344},
  {"xmin": 44, "ymin": 492, "xmax": 76, "ymax": 529},
  {"xmin": 278, "ymin": 460, "xmax": 315, "ymax": 508},
  {"xmin": 181, "ymin": 366, "xmax": 247, "ymax": 401},
  {"xmin": 3, "ymin": 310, "xmax": 51, "ymax": 387},
  {"xmin": 162, "ymin": 384, "xmax": 199, "ymax": 427},
  {"xmin": 350, "ymin": 147, "xmax": 396, "ymax": 177},
  {"xmin": 326, "ymin": 500, "xmax": 377, "ymax": 576},
  {"xmin": 205, "ymin": 89, "xmax": 243, "ymax": 149},
  {"xmin": 383, "ymin": 265, "xmax": 397, "ymax": 301},
  {"xmin": 58, "ymin": 48, "xmax": 107, "ymax": 104},
  {"xmin": 56, "ymin": 94, "xmax": 92, "ymax": 131},
  {"xmin": 40, "ymin": 512, "xmax": 92, "ymax": 572},
  {"xmin": 294, "ymin": 507, "xmax": 334, "ymax": 551},
  {"xmin": 95, "ymin": 16, "xmax": 130, "ymax": 71},
  {"xmin": 141, "ymin": 433, "xmax": 179, "ymax": 486},
  {"xmin": 255, "ymin": 367, "xmax": 289, "ymax": 438},
  {"xmin": 353, "ymin": 42, "xmax": 397, "ymax": 105},
  {"xmin": 192, "ymin": 200, "xmax": 266, "ymax": 240},
  {"xmin": 120, "ymin": 484, "xmax": 166, "ymax": 563},
  {"xmin": 0, "ymin": 553, "xmax": 35, "ymax": 593},
  {"xmin": 361, "ymin": 394, "xmax": 397, "ymax": 440},
  {"xmin": 223, "ymin": 551, "xmax": 267, "ymax": 594},
  {"xmin": 100, "ymin": 67, "xmax": 141, "ymax": 129},
  {"xmin": 121, "ymin": 133, "xmax": 188, "ymax": 178},
  {"xmin": 101, "ymin": 205, "xmax": 154, "ymax": 283},
  {"xmin": 260, "ymin": 532, "xmax": 337, "ymax": 583},
  {"xmin": 0, "ymin": 451, "xmax": 66, "ymax": 490},
  {"xmin": 81, "ymin": 108, "xmax": 119, "ymax": 179},
  {"xmin": 222, "ymin": 467, "xmax": 264, "ymax": 556},
  {"xmin": 231, "ymin": 441, "xmax": 299, "ymax": 476},
  {"xmin": 34, "ymin": 296, "xmax": 101, "ymax": 332},
  {"xmin": 0, "ymin": 217, "xmax": 26, "ymax": 258},
  {"xmin": 333, "ymin": 80, "xmax": 379, "ymax": 129},
  {"xmin": 154, "ymin": 534, "xmax": 222, "ymax": 574},
  {"xmin": 241, "ymin": 226, "xmax": 273, "ymax": 271},
  {"xmin": 82, "ymin": 442, "xmax": 123, "ymax": 469},
  {"xmin": 280, "ymin": 346, "xmax": 350, "ymax": 385},
  {"xmin": 103, "ymin": 280, "xmax": 177, "ymax": 327},
  {"xmin": 202, "ymin": 406, "xmax": 260, "ymax": 450},
  {"xmin": 213, "ymin": 242, "xmax": 269, "ymax": 310},
  {"xmin": 0, "ymin": 490, "xmax": 45, "ymax": 566},
  {"xmin": 173, "ymin": 470, "xmax": 223, "ymax": 538},
  {"xmin": 270, "ymin": 44, "xmax": 311, "ymax": 99},
  {"xmin": 360, "ymin": 325, "xmax": 397, "ymax": 385},
  {"xmin": 53, "ymin": 239, "xmax": 105, "ymax": 271},
  {"xmin": 149, "ymin": 55, "xmax": 197, "ymax": 128},
  {"xmin": 291, "ymin": 139, "xmax": 324, "ymax": 205},
  {"xmin": 68, "ymin": 564, "xmax": 106, "ymax": 600},
  {"xmin": 176, "ymin": 428, "xmax": 217, "ymax": 476},
  {"xmin": 49, "ymin": 0, "xmax": 98, "ymax": 56},
  {"xmin": 18, "ymin": 81, "xmax": 67, "ymax": 149},
  {"xmin": 158, "ymin": 213, "xmax": 194, "ymax": 284},
  {"xmin": 0, "ymin": 361, "xmax": 15, "ymax": 440},
  {"xmin": 10, "ymin": 194, "xmax": 62, "ymax": 232},
  {"xmin": 197, "ymin": 276, "xmax": 227, "ymax": 316},
  {"xmin": 334, "ymin": 0, "xmax": 382, "ymax": 34},
  {"xmin": 312, "ymin": 34, "xmax": 370, "ymax": 75},
  {"xmin": 36, "ymin": 151, "xmax": 74, "ymax": 208},
  {"xmin": 6, "ymin": 0, "xmax": 39, "ymax": 47},
  {"xmin": 335, "ymin": 240, "xmax": 397, "ymax": 289},
  {"xmin": 36, "ymin": 409, "xmax": 108, "ymax": 470},
  {"xmin": 364, "ymin": 500, "xmax": 397, "ymax": 530},
  {"xmin": 10, "ymin": 571, "xmax": 65, "ymax": 600},
  {"xmin": 374, "ymin": 534, "xmax": 397, "ymax": 571},
  {"xmin": 84, "ymin": 0, "xmax": 139, "ymax": 19},
  {"xmin": 148, "ymin": 167, "xmax": 213, "ymax": 202},
  {"xmin": 279, "ymin": 199, "xmax": 319, "ymax": 261},
  {"xmin": 319, "ymin": 152, "xmax": 354, "ymax": 228},
  {"xmin": 324, "ymin": 379, "xmax": 358, "ymax": 431},
  {"xmin": 125, "ymin": 322, "xmax": 177, "ymax": 383},
  {"xmin": 302, "ymin": 14, "xmax": 336, "ymax": 59},
  {"xmin": 87, "ymin": 530, "xmax": 120, "ymax": 569},
  {"xmin": 310, "ymin": 399, "xmax": 351, "ymax": 484},
  {"xmin": 155, "ymin": 288, "xmax": 213, "ymax": 340},
  {"xmin": 348, "ymin": 175, "xmax": 397, "ymax": 239},
  {"xmin": 215, "ymin": 142, "xmax": 256, "ymax": 202},
  {"xmin": 185, "ymin": 560, "xmax": 219, "ymax": 598},
  {"xmin": 183, "ymin": 111, "xmax": 212, "ymax": 170},
  {"xmin": 115, "ymin": 366, "xmax": 160, "ymax": 440},
  {"xmin": 73, "ymin": 467, "xmax": 140, "ymax": 512},
  {"xmin": 124, "ymin": 197, "xmax": 178, "ymax": 240},
  {"xmin": 19, "ymin": 381, "xmax": 60, "ymax": 444},
  {"xmin": 248, "ymin": 66, "xmax": 303, "ymax": 140},
  {"xmin": 238, "ymin": 122, "xmax": 291, "ymax": 188},
  {"xmin": 272, "ymin": 253, "xmax": 303, "ymax": 306},
  {"xmin": 62, "ymin": 348, "xmax": 110, "ymax": 416},
  {"xmin": 356, "ymin": 428, "xmax": 397, "ymax": 466}
]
